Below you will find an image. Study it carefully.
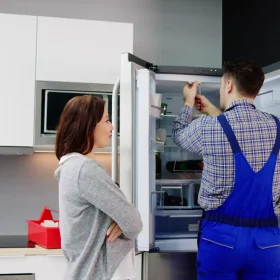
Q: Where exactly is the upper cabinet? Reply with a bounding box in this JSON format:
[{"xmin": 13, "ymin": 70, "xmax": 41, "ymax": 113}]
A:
[
  {"xmin": 0, "ymin": 13, "xmax": 37, "ymax": 147},
  {"xmin": 36, "ymin": 17, "xmax": 133, "ymax": 84}
]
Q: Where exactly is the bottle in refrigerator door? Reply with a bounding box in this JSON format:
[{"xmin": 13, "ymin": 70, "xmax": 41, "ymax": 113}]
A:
[
  {"xmin": 156, "ymin": 152, "xmax": 162, "ymax": 179},
  {"xmin": 161, "ymin": 103, "xmax": 168, "ymax": 115}
]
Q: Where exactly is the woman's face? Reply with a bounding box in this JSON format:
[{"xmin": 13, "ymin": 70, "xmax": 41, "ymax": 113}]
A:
[{"xmin": 93, "ymin": 107, "xmax": 114, "ymax": 149}]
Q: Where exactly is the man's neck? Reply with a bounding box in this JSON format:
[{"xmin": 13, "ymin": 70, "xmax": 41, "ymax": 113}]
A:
[{"xmin": 225, "ymin": 96, "xmax": 254, "ymax": 109}]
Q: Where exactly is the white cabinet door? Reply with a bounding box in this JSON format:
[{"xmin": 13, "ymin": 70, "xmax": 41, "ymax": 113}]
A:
[
  {"xmin": 0, "ymin": 13, "xmax": 37, "ymax": 147},
  {"xmin": 135, "ymin": 253, "xmax": 143, "ymax": 280},
  {"xmin": 36, "ymin": 17, "xmax": 133, "ymax": 84},
  {"xmin": 0, "ymin": 255, "xmax": 36, "ymax": 274},
  {"xmin": 36, "ymin": 255, "xmax": 67, "ymax": 280}
]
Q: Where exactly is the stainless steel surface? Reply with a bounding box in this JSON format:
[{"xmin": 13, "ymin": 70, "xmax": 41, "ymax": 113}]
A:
[
  {"xmin": 143, "ymin": 252, "xmax": 197, "ymax": 280},
  {"xmin": 34, "ymin": 81, "xmax": 114, "ymax": 151},
  {"xmin": 0, "ymin": 276, "xmax": 35, "ymax": 280},
  {"xmin": 111, "ymin": 78, "xmax": 120, "ymax": 182}
]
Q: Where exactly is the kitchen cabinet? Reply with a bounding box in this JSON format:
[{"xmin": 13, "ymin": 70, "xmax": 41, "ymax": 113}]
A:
[
  {"xmin": 0, "ymin": 255, "xmax": 36, "ymax": 274},
  {"xmin": 0, "ymin": 13, "xmax": 37, "ymax": 147},
  {"xmin": 36, "ymin": 253, "xmax": 142, "ymax": 280},
  {"xmin": 135, "ymin": 253, "xmax": 143, "ymax": 280},
  {"xmin": 36, "ymin": 17, "xmax": 133, "ymax": 84},
  {"xmin": 35, "ymin": 255, "xmax": 66, "ymax": 280}
]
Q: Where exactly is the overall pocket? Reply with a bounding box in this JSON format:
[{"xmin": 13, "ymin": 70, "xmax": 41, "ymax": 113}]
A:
[
  {"xmin": 198, "ymin": 228, "xmax": 238, "ymax": 273},
  {"xmin": 254, "ymin": 232, "xmax": 280, "ymax": 249},
  {"xmin": 201, "ymin": 228, "xmax": 236, "ymax": 249}
]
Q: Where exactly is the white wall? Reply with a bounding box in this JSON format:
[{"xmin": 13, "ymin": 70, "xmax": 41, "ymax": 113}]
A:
[{"xmin": 0, "ymin": 0, "xmax": 222, "ymax": 67}]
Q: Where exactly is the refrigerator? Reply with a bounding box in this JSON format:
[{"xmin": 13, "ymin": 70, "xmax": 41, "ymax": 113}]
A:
[
  {"xmin": 109, "ymin": 54, "xmax": 280, "ymax": 280},
  {"xmin": 111, "ymin": 53, "xmax": 221, "ymax": 253}
]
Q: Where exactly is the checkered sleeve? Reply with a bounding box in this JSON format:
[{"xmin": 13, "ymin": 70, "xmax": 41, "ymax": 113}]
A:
[{"xmin": 172, "ymin": 106, "xmax": 203, "ymax": 154}]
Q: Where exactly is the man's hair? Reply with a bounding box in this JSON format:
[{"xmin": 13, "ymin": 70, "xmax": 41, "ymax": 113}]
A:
[{"xmin": 222, "ymin": 59, "xmax": 265, "ymax": 97}]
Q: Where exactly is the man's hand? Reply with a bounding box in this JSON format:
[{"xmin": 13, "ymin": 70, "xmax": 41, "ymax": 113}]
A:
[
  {"xmin": 107, "ymin": 222, "xmax": 123, "ymax": 242},
  {"xmin": 195, "ymin": 94, "xmax": 221, "ymax": 116},
  {"xmin": 183, "ymin": 81, "xmax": 199, "ymax": 108}
]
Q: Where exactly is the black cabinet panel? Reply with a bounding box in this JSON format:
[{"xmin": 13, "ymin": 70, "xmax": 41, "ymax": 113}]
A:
[{"xmin": 223, "ymin": 0, "xmax": 280, "ymax": 68}]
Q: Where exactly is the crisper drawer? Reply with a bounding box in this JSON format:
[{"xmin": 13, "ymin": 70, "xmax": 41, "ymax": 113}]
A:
[
  {"xmin": 155, "ymin": 182, "xmax": 201, "ymax": 210},
  {"xmin": 155, "ymin": 209, "xmax": 203, "ymax": 239}
]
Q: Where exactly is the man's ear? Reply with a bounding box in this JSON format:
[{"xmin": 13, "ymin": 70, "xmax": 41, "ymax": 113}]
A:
[{"xmin": 226, "ymin": 79, "xmax": 234, "ymax": 95}]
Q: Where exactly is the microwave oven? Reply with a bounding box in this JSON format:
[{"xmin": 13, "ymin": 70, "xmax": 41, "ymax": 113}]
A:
[{"xmin": 34, "ymin": 81, "xmax": 118, "ymax": 150}]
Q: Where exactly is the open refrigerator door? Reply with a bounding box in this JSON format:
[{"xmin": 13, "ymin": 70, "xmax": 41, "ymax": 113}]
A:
[{"xmin": 119, "ymin": 53, "xmax": 222, "ymax": 253}]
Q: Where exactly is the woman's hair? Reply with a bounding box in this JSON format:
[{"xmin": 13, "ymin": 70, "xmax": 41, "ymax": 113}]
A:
[{"xmin": 55, "ymin": 95, "xmax": 105, "ymax": 160}]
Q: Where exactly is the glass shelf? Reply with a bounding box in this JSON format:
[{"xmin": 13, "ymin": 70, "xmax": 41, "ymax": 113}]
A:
[
  {"xmin": 158, "ymin": 113, "xmax": 206, "ymax": 120},
  {"xmin": 151, "ymin": 141, "xmax": 182, "ymax": 153},
  {"xmin": 160, "ymin": 114, "xmax": 178, "ymax": 119}
]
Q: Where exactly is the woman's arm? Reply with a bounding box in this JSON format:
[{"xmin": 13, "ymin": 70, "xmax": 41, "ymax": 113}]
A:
[{"xmin": 77, "ymin": 160, "xmax": 143, "ymax": 240}]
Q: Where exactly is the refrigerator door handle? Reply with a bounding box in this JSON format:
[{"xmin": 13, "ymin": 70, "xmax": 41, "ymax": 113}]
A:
[{"xmin": 112, "ymin": 77, "xmax": 120, "ymax": 182}]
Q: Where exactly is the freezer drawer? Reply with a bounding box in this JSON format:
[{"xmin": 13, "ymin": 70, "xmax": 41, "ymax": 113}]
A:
[
  {"xmin": 155, "ymin": 183, "xmax": 201, "ymax": 210},
  {"xmin": 155, "ymin": 209, "xmax": 202, "ymax": 239},
  {"xmin": 155, "ymin": 238, "xmax": 198, "ymax": 252}
]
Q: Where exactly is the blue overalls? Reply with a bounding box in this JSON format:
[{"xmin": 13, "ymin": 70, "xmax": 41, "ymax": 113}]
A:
[{"xmin": 197, "ymin": 114, "xmax": 280, "ymax": 280}]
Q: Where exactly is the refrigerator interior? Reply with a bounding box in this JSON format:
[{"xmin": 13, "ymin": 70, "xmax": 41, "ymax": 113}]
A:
[
  {"xmin": 131, "ymin": 61, "xmax": 280, "ymax": 254},
  {"xmin": 141, "ymin": 73, "xmax": 221, "ymax": 252}
]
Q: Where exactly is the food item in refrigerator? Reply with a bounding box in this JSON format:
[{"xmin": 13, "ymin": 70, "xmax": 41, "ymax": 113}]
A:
[
  {"xmin": 161, "ymin": 103, "xmax": 168, "ymax": 115},
  {"xmin": 166, "ymin": 160, "xmax": 203, "ymax": 173},
  {"xmin": 155, "ymin": 152, "xmax": 162, "ymax": 179},
  {"xmin": 163, "ymin": 192, "xmax": 187, "ymax": 206}
]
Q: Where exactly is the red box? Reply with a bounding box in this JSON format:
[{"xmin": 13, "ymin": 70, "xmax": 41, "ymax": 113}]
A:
[{"xmin": 26, "ymin": 206, "xmax": 61, "ymax": 249}]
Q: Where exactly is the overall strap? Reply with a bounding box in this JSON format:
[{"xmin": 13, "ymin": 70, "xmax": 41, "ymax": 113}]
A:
[
  {"xmin": 271, "ymin": 115, "xmax": 280, "ymax": 155},
  {"xmin": 217, "ymin": 114, "xmax": 241, "ymax": 154}
]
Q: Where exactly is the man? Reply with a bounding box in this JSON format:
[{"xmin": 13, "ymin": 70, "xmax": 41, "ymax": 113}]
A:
[{"xmin": 172, "ymin": 60, "xmax": 280, "ymax": 280}]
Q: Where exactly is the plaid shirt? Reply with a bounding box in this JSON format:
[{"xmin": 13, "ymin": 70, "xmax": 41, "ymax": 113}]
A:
[{"xmin": 172, "ymin": 99, "xmax": 280, "ymax": 216}]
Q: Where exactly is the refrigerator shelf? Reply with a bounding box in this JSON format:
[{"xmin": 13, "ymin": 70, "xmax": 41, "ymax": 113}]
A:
[{"xmin": 156, "ymin": 179, "xmax": 201, "ymax": 184}]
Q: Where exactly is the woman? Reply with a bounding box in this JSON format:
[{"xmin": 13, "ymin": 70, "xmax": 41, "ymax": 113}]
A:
[{"xmin": 54, "ymin": 95, "xmax": 143, "ymax": 280}]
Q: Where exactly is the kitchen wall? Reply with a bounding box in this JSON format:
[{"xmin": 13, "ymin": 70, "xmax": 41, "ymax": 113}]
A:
[
  {"xmin": 0, "ymin": 0, "xmax": 222, "ymax": 234},
  {"xmin": 0, "ymin": 153, "xmax": 118, "ymax": 235},
  {"xmin": 0, "ymin": 154, "xmax": 58, "ymax": 235},
  {"xmin": 0, "ymin": 0, "xmax": 222, "ymax": 67}
]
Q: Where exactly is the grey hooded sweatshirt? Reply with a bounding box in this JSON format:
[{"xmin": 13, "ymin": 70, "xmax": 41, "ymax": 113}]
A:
[{"xmin": 55, "ymin": 153, "xmax": 143, "ymax": 280}]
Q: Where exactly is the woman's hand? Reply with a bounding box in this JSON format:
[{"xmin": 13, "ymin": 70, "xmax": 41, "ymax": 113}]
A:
[{"xmin": 107, "ymin": 222, "xmax": 123, "ymax": 242}]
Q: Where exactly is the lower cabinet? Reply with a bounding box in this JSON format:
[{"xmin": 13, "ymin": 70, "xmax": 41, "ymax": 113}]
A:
[
  {"xmin": 135, "ymin": 253, "xmax": 143, "ymax": 280},
  {"xmin": 0, "ymin": 255, "xmax": 36, "ymax": 274},
  {"xmin": 35, "ymin": 255, "xmax": 67, "ymax": 280},
  {"xmin": 0, "ymin": 253, "xmax": 143, "ymax": 279}
]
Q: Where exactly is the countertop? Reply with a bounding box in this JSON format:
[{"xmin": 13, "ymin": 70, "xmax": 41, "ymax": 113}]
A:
[
  {"xmin": 0, "ymin": 246, "xmax": 143, "ymax": 257},
  {"xmin": 0, "ymin": 245, "xmax": 63, "ymax": 256}
]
